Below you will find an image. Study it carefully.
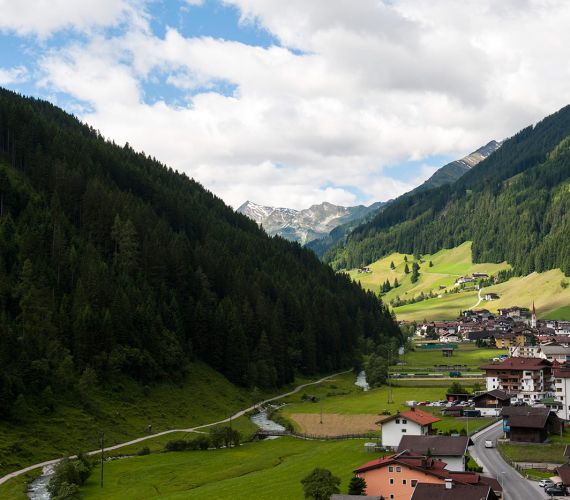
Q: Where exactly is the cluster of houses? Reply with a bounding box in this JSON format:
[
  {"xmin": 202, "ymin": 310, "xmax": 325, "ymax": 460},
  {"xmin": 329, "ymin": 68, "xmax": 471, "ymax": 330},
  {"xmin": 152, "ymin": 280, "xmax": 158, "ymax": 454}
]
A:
[
  {"xmin": 341, "ymin": 304, "xmax": 570, "ymax": 499},
  {"xmin": 413, "ymin": 304, "xmax": 570, "ymax": 346},
  {"xmin": 455, "ymin": 272, "xmax": 488, "ymax": 286},
  {"xmin": 340, "ymin": 406, "xmax": 503, "ymax": 499}
]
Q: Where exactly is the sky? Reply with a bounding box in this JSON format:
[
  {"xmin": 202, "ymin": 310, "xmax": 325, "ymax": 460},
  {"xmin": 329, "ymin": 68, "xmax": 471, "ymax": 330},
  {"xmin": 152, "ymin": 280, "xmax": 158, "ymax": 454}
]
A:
[{"xmin": 2, "ymin": 1, "xmax": 570, "ymax": 210}]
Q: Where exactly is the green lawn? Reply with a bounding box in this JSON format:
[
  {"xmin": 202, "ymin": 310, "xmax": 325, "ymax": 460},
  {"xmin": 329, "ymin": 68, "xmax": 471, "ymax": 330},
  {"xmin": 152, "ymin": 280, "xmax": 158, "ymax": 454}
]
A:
[
  {"xmin": 279, "ymin": 372, "xmax": 492, "ymax": 435},
  {"xmin": 397, "ymin": 344, "xmax": 507, "ymax": 373},
  {"xmin": 499, "ymin": 438, "xmax": 570, "ymax": 464},
  {"xmin": 80, "ymin": 438, "xmax": 378, "ymax": 499}
]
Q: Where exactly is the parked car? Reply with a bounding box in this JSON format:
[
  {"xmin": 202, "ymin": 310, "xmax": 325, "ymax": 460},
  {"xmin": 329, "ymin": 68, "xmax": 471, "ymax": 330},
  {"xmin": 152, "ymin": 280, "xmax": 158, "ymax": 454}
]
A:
[
  {"xmin": 539, "ymin": 479, "xmax": 555, "ymax": 488},
  {"xmin": 484, "ymin": 440, "xmax": 494, "ymax": 448},
  {"xmin": 545, "ymin": 485, "xmax": 566, "ymax": 496}
]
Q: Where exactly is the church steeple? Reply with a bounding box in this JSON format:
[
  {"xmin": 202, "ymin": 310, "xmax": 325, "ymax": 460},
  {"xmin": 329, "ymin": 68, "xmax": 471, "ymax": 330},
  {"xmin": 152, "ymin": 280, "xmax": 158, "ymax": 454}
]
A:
[{"xmin": 531, "ymin": 301, "xmax": 537, "ymax": 328}]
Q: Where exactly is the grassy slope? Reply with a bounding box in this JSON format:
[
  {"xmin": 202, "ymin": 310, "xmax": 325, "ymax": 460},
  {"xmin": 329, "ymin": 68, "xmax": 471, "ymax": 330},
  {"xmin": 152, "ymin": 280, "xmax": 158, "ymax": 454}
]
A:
[
  {"xmin": 279, "ymin": 371, "xmax": 492, "ymax": 436},
  {"xmin": 482, "ymin": 270, "xmax": 570, "ymax": 318},
  {"xmin": 348, "ymin": 241, "xmax": 570, "ymax": 321},
  {"xmin": 399, "ymin": 344, "xmax": 507, "ymax": 372},
  {"xmin": 0, "ymin": 362, "xmax": 269, "ymax": 478},
  {"xmin": 80, "ymin": 438, "xmax": 376, "ymax": 500}
]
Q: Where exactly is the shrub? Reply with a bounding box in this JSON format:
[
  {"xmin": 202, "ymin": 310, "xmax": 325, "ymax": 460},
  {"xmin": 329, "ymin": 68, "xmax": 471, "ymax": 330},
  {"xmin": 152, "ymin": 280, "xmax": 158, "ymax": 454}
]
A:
[{"xmin": 137, "ymin": 447, "xmax": 150, "ymax": 456}]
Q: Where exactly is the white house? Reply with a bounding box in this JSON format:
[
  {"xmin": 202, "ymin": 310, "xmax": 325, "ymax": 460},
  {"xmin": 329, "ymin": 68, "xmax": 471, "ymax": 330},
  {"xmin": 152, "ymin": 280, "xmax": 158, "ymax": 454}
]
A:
[
  {"xmin": 378, "ymin": 408, "xmax": 441, "ymax": 448},
  {"xmin": 553, "ymin": 362, "xmax": 570, "ymax": 421},
  {"xmin": 396, "ymin": 435, "xmax": 472, "ymax": 471}
]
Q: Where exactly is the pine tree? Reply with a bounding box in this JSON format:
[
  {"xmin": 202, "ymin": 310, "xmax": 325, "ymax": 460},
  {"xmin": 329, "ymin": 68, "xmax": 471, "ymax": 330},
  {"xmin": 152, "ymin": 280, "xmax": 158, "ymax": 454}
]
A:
[{"xmin": 404, "ymin": 263, "xmax": 410, "ymax": 274}]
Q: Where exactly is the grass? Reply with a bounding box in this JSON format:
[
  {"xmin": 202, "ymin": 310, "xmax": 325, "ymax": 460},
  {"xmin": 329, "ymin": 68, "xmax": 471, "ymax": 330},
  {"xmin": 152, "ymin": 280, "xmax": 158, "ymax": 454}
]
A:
[
  {"xmin": 0, "ymin": 362, "xmax": 270, "ymax": 477},
  {"xmin": 348, "ymin": 240, "xmax": 570, "ymax": 321},
  {"xmin": 525, "ymin": 468, "xmax": 554, "ymax": 480},
  {"xmin": 279, "ymin": 372, "xmax": 492, "ymax": 435},
  {"xmin": 347, "ymin": 242, "xmax": 508, "ymax": 318},
  {"xmin": 548, "ymin": 305, "xmax": 570, "ymax": 320},
  {"xmin": 499, "ymin": 441, "xmax": 568, "ymax": 464},
  {"xmin": 483, "ymin": 269, "xmax": 570, "ymax": 319},
  {"xmin": 397, "ymin": 343, "xmax": 507, "ymax": 373},
  {"xmin": 80, "ymin": 438, "xmax": 379, "ymax": 499}
]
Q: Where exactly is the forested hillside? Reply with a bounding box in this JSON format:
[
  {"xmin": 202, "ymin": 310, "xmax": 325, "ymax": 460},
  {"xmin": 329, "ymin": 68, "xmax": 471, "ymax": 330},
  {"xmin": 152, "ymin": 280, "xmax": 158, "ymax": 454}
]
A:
[
  {"xmin": 325, "ymin": 105, "xmax": 570, "ymax": 276},
  {"xmin": 0, "ymin": 88, "xmax": 400, "ymax": 420}
]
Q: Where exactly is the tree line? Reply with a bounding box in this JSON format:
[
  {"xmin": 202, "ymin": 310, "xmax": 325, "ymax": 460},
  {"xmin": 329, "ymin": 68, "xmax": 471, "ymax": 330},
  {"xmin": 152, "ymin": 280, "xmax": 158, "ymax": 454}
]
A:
[
  {"xmin": 0, "ymin": 88, "xmax": 400, "ymax": 419},
  {"xmin": 325, "ymin": 105, "xmax": 570, "ymax": 277}
]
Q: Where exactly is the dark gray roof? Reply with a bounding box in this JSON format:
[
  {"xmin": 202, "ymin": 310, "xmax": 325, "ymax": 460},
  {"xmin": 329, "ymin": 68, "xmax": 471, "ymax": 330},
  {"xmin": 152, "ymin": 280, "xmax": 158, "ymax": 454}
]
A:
[
  {"xmin": 472, "ymin": 389, "xmax": 511, "ymax": 401},
  {"xmin": 411, "ymin": 483, "xmax": 495, "ymax": 500},
  {"xmin": 397, "ymin": 435, "xmax": 471, "ymax": 457},
  {"xmin": 502, "ymin": 406, "xmax": 552, "ymax": 429}
]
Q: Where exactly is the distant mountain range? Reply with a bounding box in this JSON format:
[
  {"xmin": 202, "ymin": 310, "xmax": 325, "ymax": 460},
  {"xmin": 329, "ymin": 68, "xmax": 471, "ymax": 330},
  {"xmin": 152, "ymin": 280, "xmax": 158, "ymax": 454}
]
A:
[
  {"xmin": 237, "ymin": 200, "xmax": 385, "ymax": 245},
  {"xmin": 415, "ymin": 140, "xmax": 502, "ymax": 192},
  {"xmin": 239, "ymin": 140, "xmax": 501, "ymax": 251}
]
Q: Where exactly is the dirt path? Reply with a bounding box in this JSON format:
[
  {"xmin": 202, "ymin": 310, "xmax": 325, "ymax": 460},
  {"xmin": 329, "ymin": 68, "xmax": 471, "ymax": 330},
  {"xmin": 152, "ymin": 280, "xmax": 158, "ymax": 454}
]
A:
[
  {"xmin": 470, "ymin": 287, "xmax": 484, "ymax": 310},
  {"xmin": 0, "ymin": 370, "xmax": 350, "ymax": 486}
]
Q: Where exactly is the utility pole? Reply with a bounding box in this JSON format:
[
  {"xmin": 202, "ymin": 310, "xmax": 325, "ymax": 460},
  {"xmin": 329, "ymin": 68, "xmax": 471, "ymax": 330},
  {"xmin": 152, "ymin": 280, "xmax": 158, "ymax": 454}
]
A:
[
  {"xmin": 387, "ymin": 350, "xmax": 394, "ymax": 404},
  {"xmin": 320, "ymin": 400, "xmax": 323, "ymax": 424},
  {"xmin": 100, "ymin": 432, "xmax": 104, "ymax": 489}
]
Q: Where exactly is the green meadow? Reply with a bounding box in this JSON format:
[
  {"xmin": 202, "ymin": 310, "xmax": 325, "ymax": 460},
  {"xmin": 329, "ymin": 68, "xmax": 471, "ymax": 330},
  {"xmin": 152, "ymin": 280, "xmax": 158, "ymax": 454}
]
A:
[
  {"xmin": 348, "ymin": 240, "xmax": 570, "ymax": 321},
  {"xmin": 79, "ymin": 438, "xmax": 376, "ymax": 500}
]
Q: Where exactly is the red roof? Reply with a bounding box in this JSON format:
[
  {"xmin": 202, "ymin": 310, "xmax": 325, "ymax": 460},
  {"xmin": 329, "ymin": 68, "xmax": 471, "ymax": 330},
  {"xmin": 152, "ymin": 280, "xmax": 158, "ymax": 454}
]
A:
[
  {"xmin": 378, "ymin": 408, "xmax": 440, "ymax": 426},
  {"xmin": 355, "ymin": 451, "xmax": 449, "ymax": 476},
  {"xmin": 480, "ymin": 357, "xmax": 552, "ymax": 371}
]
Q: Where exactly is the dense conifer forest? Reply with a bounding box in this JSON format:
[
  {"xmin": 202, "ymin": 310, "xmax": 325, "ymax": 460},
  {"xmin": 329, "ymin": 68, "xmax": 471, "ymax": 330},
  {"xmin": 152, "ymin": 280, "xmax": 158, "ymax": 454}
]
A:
[
  {"xmin": 0, "ymin": 88, "xmax": 400, "ymax": 420},
  {"xmin": 325, "ymin": 105, "xmax": 570, "ymax": 276}
]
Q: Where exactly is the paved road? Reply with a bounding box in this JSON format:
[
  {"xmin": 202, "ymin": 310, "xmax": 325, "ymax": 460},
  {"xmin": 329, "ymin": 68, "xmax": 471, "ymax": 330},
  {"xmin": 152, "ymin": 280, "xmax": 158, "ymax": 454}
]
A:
[
  {"xmin": 471, "ymin": 420, "xmax": 545, "ymax": 500},
  {"xmin": 0, "ymin": 370, "xmax": 350, "ymax": 486}
]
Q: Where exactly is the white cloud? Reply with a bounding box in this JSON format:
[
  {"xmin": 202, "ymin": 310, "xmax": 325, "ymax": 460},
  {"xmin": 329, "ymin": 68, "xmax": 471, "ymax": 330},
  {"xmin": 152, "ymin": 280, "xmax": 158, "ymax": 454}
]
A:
[
  {"xmin": 0, "ymin": 0, "xmax": 145, "ymax": 37},
  {"xmin": 0, "ymin": 66, "xmax": 28, "ymax": 85},
  {"xmin": 32, "ymin": 0, "xmax": 570, "ymax": 209}
]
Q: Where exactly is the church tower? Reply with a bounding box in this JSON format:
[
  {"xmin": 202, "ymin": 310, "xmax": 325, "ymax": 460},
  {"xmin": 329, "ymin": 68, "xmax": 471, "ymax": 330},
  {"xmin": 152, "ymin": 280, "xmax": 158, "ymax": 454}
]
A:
[{"xmin": 531, "ymin": 301, "xmax": 537, "ymax": 328}]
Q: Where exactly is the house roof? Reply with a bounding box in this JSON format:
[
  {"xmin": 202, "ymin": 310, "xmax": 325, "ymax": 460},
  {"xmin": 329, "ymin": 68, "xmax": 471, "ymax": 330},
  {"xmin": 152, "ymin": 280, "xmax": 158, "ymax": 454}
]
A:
[
  {"xmin": 472, "ymin": 389, "xmax": 511, "ymax": 402},
  {"xmin": 502, "ymin": 407, "xmax": 551, "ymax": 429},
  {"xmin": 410, "ymin": 483, "xmax": 495, "ymax": 500},
  {"xmin": 378, "ymin": 408, "xmax": 440, "ymax": 427},
  {"xmin": 541, "ymin": 345, "xmax": 570, "ymax": 355},
  {"xmin": 397, "ymin": 436, "xmax": 472, "ymax": 457},
  {"xmin": 480, "ymin": 357, "xmax": 552, "ymax": 371},
  {"xmin": 557, "ymin": 464, "xmax": 570, "ymax": 485},
  {"xmin": 478, "ymin": 476, "xmax": 503, "ymax": 492},
  {"xmin": 331, "ymin": 496, "xmax": 382, "ymax": 500},
  {"xmin": 354, "ymin": 451, "xmax": 449, "ymax": 476}
]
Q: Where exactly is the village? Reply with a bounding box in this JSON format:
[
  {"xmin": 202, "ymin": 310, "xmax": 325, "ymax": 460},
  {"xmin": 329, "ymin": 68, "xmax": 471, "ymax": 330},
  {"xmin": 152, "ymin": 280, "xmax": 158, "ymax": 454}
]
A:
[{"xmin": 328, "ymin": 303, "xmax": 570, "ymax": 499}]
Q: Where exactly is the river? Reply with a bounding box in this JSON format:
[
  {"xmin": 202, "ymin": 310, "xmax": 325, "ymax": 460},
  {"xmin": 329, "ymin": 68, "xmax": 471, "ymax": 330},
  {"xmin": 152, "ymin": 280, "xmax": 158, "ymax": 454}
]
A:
[{"xmin": 355, "ymin": 370, "xmax": 369, "ymax": 391}]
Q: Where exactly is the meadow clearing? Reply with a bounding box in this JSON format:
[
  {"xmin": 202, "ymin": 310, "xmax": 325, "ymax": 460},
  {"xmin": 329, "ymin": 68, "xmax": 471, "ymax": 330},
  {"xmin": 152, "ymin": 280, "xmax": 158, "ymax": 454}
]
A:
[{"xmin": 348, "ymin": 241, "xmax": 570, "ymax": 321}]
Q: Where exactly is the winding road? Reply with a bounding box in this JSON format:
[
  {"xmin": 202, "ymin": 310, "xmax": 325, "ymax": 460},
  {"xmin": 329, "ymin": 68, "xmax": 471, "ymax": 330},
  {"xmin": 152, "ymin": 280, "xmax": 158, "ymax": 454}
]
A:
[
  {"xmin": 470, "ymin": 286, "xmax": 484, "ymax": 310},
  {"xmin": 0, "ymin": 370, "xmax": 351, "ymax": 487},
  {"xmin": 470, "ymin": 420, "xmax": 545, "ymax": 500}
]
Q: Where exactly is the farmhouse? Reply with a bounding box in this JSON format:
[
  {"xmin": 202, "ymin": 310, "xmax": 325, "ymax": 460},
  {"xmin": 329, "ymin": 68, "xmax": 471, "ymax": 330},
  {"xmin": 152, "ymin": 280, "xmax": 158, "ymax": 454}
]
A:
[
  {"xmin": 481, "ymin": 357, "xmax": 553, "ymax": 402},
  {"xmin": 397, "ymin": 435, "xmax": 472, "ymax": 471},
  {"xmin": 354, "ymin": 450, "xmax": 501, "ymax": 500},
  {"xmin": 378, "ymin": 408, "xmax": 440, "ymax": 448},
  {"xmin": 472, "ymin": 389, "xmax": 512, "ymax": 409},
  {"xmin": 484, "ymin": 293, "xmax": 499, "ymax": 301},
  {"xmin": 501, "ymin": 406, "xmax": 562, "ymax": 443}
]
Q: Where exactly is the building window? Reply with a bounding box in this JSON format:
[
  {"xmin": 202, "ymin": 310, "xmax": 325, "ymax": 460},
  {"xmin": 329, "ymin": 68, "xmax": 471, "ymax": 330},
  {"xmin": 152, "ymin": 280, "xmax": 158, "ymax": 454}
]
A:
[
  {"xmin": 389, "ymin": 479, "xmax": 394, "ymax": 485},
  {"xmin": 388, "ymin": 466, "xmax": 393, "ymax": 472},
  {"xmin": 402, "ymin": 419, "xmax": 407, "ymax": 424},
  {"xmin": 390, "ymin": 495, "xmax": 394, "ymax": 500},
  {"xmin": 402, "ymin": 429, "xmax": 407, "ymax": 433},
  {"xmin": 396, "ymin": 467, "xmax": 401, "ymax": 472},
  {"xmin": 411, "ymin": 480, "xmax": 418, "ymax": 487},
  {"xmin": 395, "ymin": 419, "xmax": 400, "ymax": 424},
  {"xmin": 403, "ymin": 479, "xmax": 407, "ymax": 485}
]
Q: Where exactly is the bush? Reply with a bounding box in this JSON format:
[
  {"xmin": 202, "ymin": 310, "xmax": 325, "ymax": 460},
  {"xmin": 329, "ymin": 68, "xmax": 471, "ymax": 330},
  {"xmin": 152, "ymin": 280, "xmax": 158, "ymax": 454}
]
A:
[
  {"xmin": 48, "ymin": 455, "xmax": 93, "ymax": 499},
  {"xmin": 137, "ymin": 447, "xmax": 150, "ymax": 456},
  {"xmin": 301, "ymin": 468, "xmax": 341, "ymax": 499}
]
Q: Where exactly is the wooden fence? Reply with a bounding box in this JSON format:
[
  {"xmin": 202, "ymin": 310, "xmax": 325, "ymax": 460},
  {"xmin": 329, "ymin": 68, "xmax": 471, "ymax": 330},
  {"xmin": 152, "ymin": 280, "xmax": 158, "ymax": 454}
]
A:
[{"xmin": 254, "ymin": 429, "xmax": 378, "ymax": 441}]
